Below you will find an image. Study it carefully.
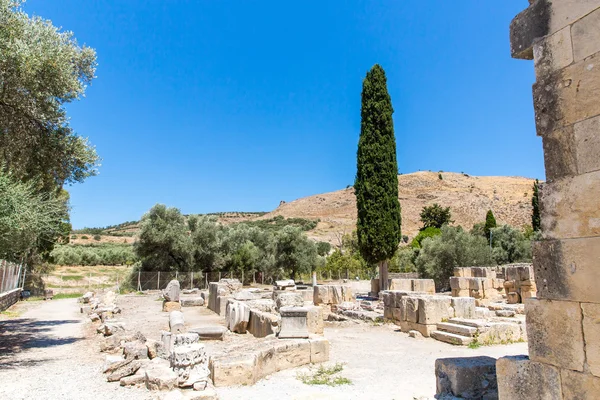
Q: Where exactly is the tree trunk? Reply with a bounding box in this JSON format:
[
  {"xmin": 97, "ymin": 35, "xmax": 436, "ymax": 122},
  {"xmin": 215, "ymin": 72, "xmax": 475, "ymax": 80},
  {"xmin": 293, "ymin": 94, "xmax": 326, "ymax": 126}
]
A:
[{"xmin": 379, "ymin": 260, "xmax": 389, "ymax": 292}]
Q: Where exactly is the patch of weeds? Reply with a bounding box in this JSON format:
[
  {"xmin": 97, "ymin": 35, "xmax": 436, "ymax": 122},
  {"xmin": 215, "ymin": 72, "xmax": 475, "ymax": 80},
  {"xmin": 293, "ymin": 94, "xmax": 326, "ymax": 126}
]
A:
[
  {"xmin": 53, "ymin": 292, "xmax": 83, "ymax": 299},
  {"xmin": 1, "ymin": 310, "xmax": 20, "ymax": 318},
  {"xmin": 62, "ymin": 275, "xmax": 84, "ymax": 281},
  {"xmin": 468, "ymin": 340, "xmax": 482, "ymax": 349},
  {"xmin": 297, "ymin": 363, "xmax": 351, "ymax": 386}
]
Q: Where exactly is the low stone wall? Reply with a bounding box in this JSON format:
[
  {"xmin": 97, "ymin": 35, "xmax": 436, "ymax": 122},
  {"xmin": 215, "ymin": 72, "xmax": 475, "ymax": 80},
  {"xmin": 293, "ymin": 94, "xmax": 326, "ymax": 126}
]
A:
[
  {"xmin": 207, "ymin": 279, "xmax": 242, "ymax": 315},
  {"xmin": 0, "ymin": 288, "xmax": 21, "ymax": 312},
  {"xmin": 209, "ymin": 337, "xmax": 329, "ymax": 387},
  {"xmin": 450, "ymin": 277, "xmax": 505, "ymax": 305},
  {"xmin": 247, "ymin": 309, "xmax": 280, "ymax": 338},
  {"xmin": 313, "ymin": 285, "xmax": 352, "ymax": 305},
  {"xmin": 371, "ymin": 278, "xmax": 435, "ymax": 294},
  {"xmin": 503, "ymin": 265, "xmax": 536, "ymax": 303},
  {"xmin": 383, "ymin": 291, "xmax": 476, "ymax": 337}
]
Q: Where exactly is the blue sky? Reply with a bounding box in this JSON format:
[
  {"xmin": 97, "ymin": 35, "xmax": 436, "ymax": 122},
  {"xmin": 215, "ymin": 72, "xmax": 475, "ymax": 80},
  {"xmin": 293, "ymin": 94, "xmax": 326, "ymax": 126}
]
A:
[{"xmin": 25, "ymin": 1, "xmax": 538, "ymax": 229}]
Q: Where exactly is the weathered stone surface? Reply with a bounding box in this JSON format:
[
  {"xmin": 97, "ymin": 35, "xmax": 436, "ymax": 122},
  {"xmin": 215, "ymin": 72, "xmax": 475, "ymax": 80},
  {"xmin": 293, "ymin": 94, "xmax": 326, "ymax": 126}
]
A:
[
  {"xmin": 435, "ymin": 356, "xmax": 498, "ymax": 400},
  {"xmin": 163, "ymin": 301, "xmax": 182, "ymax": 312},
  {"xmin": 497, "ymin": 355, "xmax": 563, "ymax": 400},
  {"xmin": 124, "ymin": 341, "xmax": 149, "ymax": 360},
  {"xmin": 417, "ymin": 296, "xmax": 452, "ymax": 325},
  {"xmin": 169, "ymin": 311, "xmax": 185, "ymax": 334},
  {"xmin": 450, "ymin": 277, "xmax": 470, "ymax": 290},
  {"xmin": 104, "ymin": 356, "xmax": 129, "ymax": 373},
  {"xmin": 208, "ymin": 279, "xmax": 242, "ymax": 313},
  {"xmin": 309, "ymin": 337, "xmax": 329, "ymax": 363},
  {"xmin": 572, "ymin": 7, "xmax": 600, "ymax": 62},
  {"xmin": 172, "ymin": 333, "xmax": 200, "ymax": 347},
  {"xmin": 412, "ymin": 279, "xmax": 435, "ymax": 294},
  {"xmin": 278, "ymin": 307, "xmax": 309, "ymax": 339},
  {"xmin": 405, "ymin": 297, "xmax": 419, "ymax": 323},
  {"xmin": 507, "ymin": 292, "xmax": 521, "ymax": 304},
  {"xmin": 582, "ymin": 303, "xmax": 600, "ymax": 377},
  {"xmin": 454, "ymin": 267, "xmax": 472, "ymax": 278},
  {"xmin": 161, "ymin": 331, "xmax": 172, "ymax": 357},
  {"xmin": 540, "ymin": 170, "xmax": 600, "ymax": 239},
  {"xmin": 163, "ymin": 280, "xmax": 181, "ymax": 302},
  {"xmin": 274, "ymin": 292, "xmax": 304, "ymax": 311},
  {"xmin": 82, "ymin": 292, "xmax": 94, "ymax": 303},
  {"xmin": 100, "ymin": 322, "xmax": 125, "ymax": 336},
  {"xmin": 533, "ymin": 237, "xmax": 600, "ymax": 303},
  {"xmin": 107, "ymin": 359, "xmax": 142, "ymax": 382},
  {"xmin": 80, "ymin": 305, "xmax": 91, "ymax": 314},
  {"xmin": 170, "ymin": 343, "xmax": 209, "ymax": 388},
  {"xmin": 574, "ymin": 114, "xmax": 600, "ymax": 175},
  {"xmin": 306, "ymin": 305, "xmax": 324, "ymax": 334},
  {"xmin": 274, "ymin": 279, "xmax": 296, "ymax": 290},
  {"xmin": 561, "ymin": 369, "xmax": 600, "ymax": 399},
  {"xmin": 180, "ymin": 297, "xmax": 204, "ymax": 307},
  {"xmin": 248, "ymin": 310, "xmax": 280, "ymax": 338},
  {"xmin": 233, "ymin": 290, "xmax": 258, "ymax": 301},
  {"xmin": 146, "ymin": 339, "xmax": 161, "ymax": 359},
  {"xmin": 534, "ymin": 26, "xmax": 574, "ymax": 77},
  {"xmin": 145, "ymin": 358, "xmax": 178, "ymax": 391},
  {"xmin": 313, "ymin": 285, "xmax": 352, "ymax": 305},
  {"xmin": 188, "ymin": 326, "xmax": 226, "ymax": 341},
  {"xmin": 389, "ymin": 279, "xmax": 412, "ymax": 291},
  {"xmin": 541, "ymin": 125, "xmax": 578, "ymax": 180},
  {"xmin": 495, "ymin": 310, "xmax": 516, "ymax": 318},
  {"xmin": 119, "ymin": 372, "xmax": 146, "ymax": 387},
  {"xmin": 526, "ymin": 298, "xmax": 585, "ymax": 371},
  {"xmin": 210, "ymin": 354, "xmax": 256, "ymax": 387},
  {"xmin": 451, "ymin": 297, "xmax": 475, "ymax": 319},
  {"xmin": 226, "ymin": 301, "xmax": 250, "ymax": 333}
]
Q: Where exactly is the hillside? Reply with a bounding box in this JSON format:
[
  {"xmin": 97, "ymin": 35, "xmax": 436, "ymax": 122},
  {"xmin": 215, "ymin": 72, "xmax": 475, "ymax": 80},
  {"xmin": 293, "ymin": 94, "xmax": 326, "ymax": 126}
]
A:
[{"xmin": 261, "ymin": 171, "xmax": 536, "ymax": 244}]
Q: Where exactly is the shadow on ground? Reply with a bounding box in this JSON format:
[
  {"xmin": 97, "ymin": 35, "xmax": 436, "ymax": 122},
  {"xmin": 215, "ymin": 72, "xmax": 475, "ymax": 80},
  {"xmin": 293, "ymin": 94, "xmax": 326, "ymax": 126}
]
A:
[{"xmin": 0, "ymin": 318, "xmax": 81, "ymax": 368}]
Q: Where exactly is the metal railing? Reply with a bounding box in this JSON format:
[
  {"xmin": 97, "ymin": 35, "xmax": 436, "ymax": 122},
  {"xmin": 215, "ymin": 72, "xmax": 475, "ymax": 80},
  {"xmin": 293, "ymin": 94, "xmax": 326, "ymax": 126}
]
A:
[{"xmin": 0, "ymin": 260, "xmax": 23, "ymax": 295}]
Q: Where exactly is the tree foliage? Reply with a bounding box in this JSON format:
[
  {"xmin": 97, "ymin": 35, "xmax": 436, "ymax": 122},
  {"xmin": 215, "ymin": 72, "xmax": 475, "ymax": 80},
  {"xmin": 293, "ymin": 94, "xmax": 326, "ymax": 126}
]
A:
[
  {"xmin": 490, "ymin": 225, "xmax": 532, "ymax": 264},
  {"xmin": 415, "ymin": 226, "xmax": 494, "ymax": 289},
  {"xmin": 532, "ymin": 179, "xmax": 541, "ymax": 232},
  {"xmin": 419, "ymin": 203, "xmax": 452, "ymax": 229},
  {"xmin": 0, "ymin": 0, "xmax": 99, "ymax": 192},
  {"xmin": 274, "ymin": 226, "xmax": 317, "ymax": 281},
  {"xmin": 410, "ymin": 227, "xmax": 441, "ymax": 249},
  {"xmin": 355, "ymin": 64, "xmax": 401, "ymax": 265},
  {"xmin": 484, "ymin": 210, "xmax": 497, "ymax": 241}
]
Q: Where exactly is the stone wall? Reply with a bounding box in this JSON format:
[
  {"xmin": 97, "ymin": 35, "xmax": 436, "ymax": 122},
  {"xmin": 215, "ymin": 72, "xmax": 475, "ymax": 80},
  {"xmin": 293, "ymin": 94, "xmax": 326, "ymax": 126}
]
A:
[
  {"xmin": 450, "ymin": 267, "xmax": 504, "ymax": 305},
  {"xmin": 0, "ymin": 288, "xmax": 21, "ymax": 312},
  {"xmin": 498, "ymin": 2, "xmax": 600, "ymax": 398}
]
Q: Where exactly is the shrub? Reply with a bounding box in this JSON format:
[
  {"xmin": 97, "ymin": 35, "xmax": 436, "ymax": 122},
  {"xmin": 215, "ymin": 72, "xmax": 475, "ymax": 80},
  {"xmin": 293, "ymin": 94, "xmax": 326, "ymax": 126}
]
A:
[
  {"xmin": 411, "ymin": 227, "xmax": 441, "ymax": 248},
  {"xmin": 420, "ymin": 204, "xmax": 452, "ymax": 229},
  {"xmin": 93, "ymin": 234, "xmax": 101, "ymax": 241},
  {"xmin": 81, "ymin": 235, "xmax": 89, "ymax": 239},
  {"xmin": 490, "ymin": 225, "xmax": 532, "ymax": 264}
]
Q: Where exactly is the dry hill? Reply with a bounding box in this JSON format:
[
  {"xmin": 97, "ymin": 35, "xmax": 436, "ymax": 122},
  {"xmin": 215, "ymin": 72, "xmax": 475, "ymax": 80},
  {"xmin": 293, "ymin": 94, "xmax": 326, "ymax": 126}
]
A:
[{"xmin": 261, "ymin": 171, "xmax": 536, "ymax": 244}]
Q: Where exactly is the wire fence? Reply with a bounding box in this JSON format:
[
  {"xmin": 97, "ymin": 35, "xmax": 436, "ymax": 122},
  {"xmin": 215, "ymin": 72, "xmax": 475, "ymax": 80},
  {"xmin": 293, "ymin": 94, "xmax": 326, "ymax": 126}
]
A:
[{"xmin": 0, "ymin": 260, "xmax": 23, "ymax": 295}]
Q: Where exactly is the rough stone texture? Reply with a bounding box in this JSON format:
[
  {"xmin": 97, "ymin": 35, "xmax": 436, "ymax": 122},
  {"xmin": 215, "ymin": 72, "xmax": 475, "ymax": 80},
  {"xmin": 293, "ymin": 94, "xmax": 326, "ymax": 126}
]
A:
[
  {"xmin": 180, "ymin": 297, "xmax": 204, "ymax": 307},
  {"xmin": 417, "ymin": 296, "xmax": 452, "ymax": 325},
  {"xmin": 435, "ymin": 356, "xmax": 498, "ymax": 400},
  {"xmin": 571, "ymin": 7, "xmax": 600, "ymax": 62},
  {"xmin": 497, "ymin": 355, "xmax": 563, "ymax": 400},
  {"xmin": 169, "ymin": 311, "xmax": 185, "ymax": 334},
  {"xmin": 163, "ymin": 280, "xmax": 181, "ymax": 302},
  {"xmin": 389, "ymin": 279, "xmax": 412, "ymax": 291},
  {"xmin": 309, "ymin": 337, "xmax": 329, "ymax": 363},
  {"xmin": 278, "ymin": 307, "xmax": 309, "ymax": 339},
  {"xmin": 247, "ymin": 310, "xmax": 279, "ymax": 338},
  {"xmin": 574, "ymin": 114, "xmax": 600, "ymax": 175},
  {"xmin": 145, "ymin": 358, "xmax": 179, "ymax": 391},
  {"xmin": 208, "ymin": 279, "xmax": 242, "ymax": 313},
  {"xmin": 274, "ymin": 292, "xmax": 304, "ymax": 311},
  {"xmin": 534, "ymin": 26, "xmax": 574, "ymax": 76},
  {"xmin": 274, "ymin": 279, "xmax": 296, "ymax": 290},
  {"xmin": 170, "ymin": 343, "xmax": 210, "ymax": 388},
  {"xmin": 540, "ymin": 170, "xmax": 600, "ymax": 240},
  {"xmin": 541, "ymin": 125, "xmax": 578, "ymax": 180},
  {"xmin": 216, "ymin": 296, "xmax": 231, "ymax": 316},
  {"xmin": 124, "ymin": 341, "xmax": 149, "ymax": 360},
  {"xmin": 226, "ymin": 301, "xmax": 250, "ymax": 334},
  {"xmin": 107, "ymin": 359, "xmax": 142, "ymax": 382},
  {"xmin": 533, "ymin": 237, "xmax": 600, "ymax": 303},
  {"xmin": 582, "ymin": 303, "xmax": 600, "ymax": 377},
  {"xmin": 188, "ymin": 326, "xmax": 226, "ymax": 341},
  {"xmin": 305, "ymin": 305, "xmax": 324, "ymax": 334},
  {"xmin": 163, "ymin": 301, "xmax": 182, "ymax": 312},
  {"xmin": 119, "ymin": 372, "xmax": 146, "ymax": 387},
  {"xmin": 210, "ymin": 354, "xmax": 257, "ymax": 387},
  {"xmin": 451, "ymin": 297, "xmax": 476, "ymax": 319},
  {"xmin": 526, "ymin": 298, "xmax": 585, "ymax": 371},
  {"xmin": 411, "ymin": 279, "xmax": 435, "ymax": 294},
  {"xmin": 313, "ymin": 285, "xmax": 352, "ymax": 305},
  {"xmin": 561, "ymin": 369, "xmax": 600, "ymax": 399},
  {"xmin": 172, "ymin": 333, "xmax": 200, "ymax": 347}
]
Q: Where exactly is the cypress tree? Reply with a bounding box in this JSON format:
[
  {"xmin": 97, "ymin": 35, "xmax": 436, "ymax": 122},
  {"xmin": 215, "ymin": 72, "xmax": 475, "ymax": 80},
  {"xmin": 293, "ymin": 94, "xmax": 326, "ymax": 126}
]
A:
[
  {"xmin": 532, "ymin": 179, "xmax": 541, "ymax": 231},
  {"xmin": 484, "ymin": 210, "xmax": 497, "ymax": 242},
  {"xmin": 354, "ymin": 64, "xmax": 401, "ymax": 291}
]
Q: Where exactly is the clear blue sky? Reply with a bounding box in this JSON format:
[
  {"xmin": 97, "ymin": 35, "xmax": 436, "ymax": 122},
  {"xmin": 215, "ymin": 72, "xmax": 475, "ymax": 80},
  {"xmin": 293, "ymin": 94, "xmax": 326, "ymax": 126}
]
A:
[{"xmin": 25, "ymin": 0, "xmax": 539, "ymax": 229}]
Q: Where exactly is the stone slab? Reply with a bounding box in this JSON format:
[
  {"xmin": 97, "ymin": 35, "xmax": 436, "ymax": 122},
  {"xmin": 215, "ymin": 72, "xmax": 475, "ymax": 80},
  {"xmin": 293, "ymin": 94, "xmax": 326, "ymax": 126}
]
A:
[
  {"xmin": 435, "ymin": 356, "xmax": 498, "ymax": 399},
  {"xmin": 496, "ymin": 355, "xmax": 563, "ymax": 400}
]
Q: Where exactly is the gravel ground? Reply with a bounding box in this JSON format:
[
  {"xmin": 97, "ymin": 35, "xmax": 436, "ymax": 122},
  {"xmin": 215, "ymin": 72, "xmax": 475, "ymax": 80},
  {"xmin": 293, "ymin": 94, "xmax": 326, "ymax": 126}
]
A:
[
  {"xmin": 0, "ymin": 298, "xmax": 151, "ymax": 400},
  {"xmin": 0, "ymin": 295, "xmax": 529, "ymax": 400}
]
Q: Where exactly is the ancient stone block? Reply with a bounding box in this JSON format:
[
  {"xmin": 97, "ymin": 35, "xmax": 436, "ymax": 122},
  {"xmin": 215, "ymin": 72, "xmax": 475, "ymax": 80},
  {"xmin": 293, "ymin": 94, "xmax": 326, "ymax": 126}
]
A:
[
  {"xmin": 534, "ymin": 26, "xmax": 574, "ymax": 76},
  {"xmin": 210, "ymin": 354, "xmax": 256, "ymax": 387},
  {"xmin": 170, "ymin": 343, "xmax": 210, "ymax": 388},
  {"xmin": 450, "ymin": 277, "xmax": 470, "ymax": 291},
  {"xmin": 305, "ymin": 305, "xmax": 324, "ymax": 335},
  {"xmin": 163, "ymin": 301, "xmax": 181, "ymax": 312},
  {"xmin": 124, "ymin": 341, "xmax": 149, "ymax": 360},
  {"xmin": 451, "ymin": 289, "xmax": 470, "ymax": 297},
  {"xmin": 451, "ymin": 297, "xmax": 475, "ymax": 319},
  {"xmin": 278, "ymin": 307, "xmax": 309, "ymax": 339},
  {"xmin": 417, "ymin": 296, "xmax": 452, "ymax": 325},
  {"xmin": 313, "ymin": 285, "xmax": 352, "ymax": 305},
  {"xmin": 274, "ymin": 292, "xmax": 304, "ymax": 311},
  {"xmin": 145, "ymin": 359, "xmax": 179, "ymax": 391},
  {"xmin": 274, "ymin": 279, "xmax": 296, "ymax": 290},
  {"xmin": 107, "ymin": 359, "xmax": 142, "ymax": 382},
  {"xmin": 435, "ymin": 356, "xmax": 498, "ymax": 400},
  {"xmin": 540, "ymin": 170, "xmax": 600, "ymax": 240},
  {"xmin": 541, "ymin": 126, "xmax": 578, "ymax": 180},
  {"xmin": 507, "ymin": 292, "xmax": 521, "ymax": 304},
  {"xmin": 273, "ymin": 340, "xmax": 311, "ymax": 372},
  {"xmin": 163, "ymin": 280, "xmax": 180, "ymax": 302},
  {"xmin": 248, "ymin": 310, "xmax": 279, "ymax": 338},
  {"xmin": 389, "ymin": 279, "xmax": 412, "ymax": 291},
  {"xmin": 526, "ymin": 298, "xmax": 585, "ymax": 371},
  {"xmin": 226, "ymin": 301, "xmax": 250, "ymax": 334},
  {"xmin": 405, "ymin": 297, "xmax": 419, "ymax": 323},
  {"xmin": 533, "ymin": 53, "xmax": 600, "ymax": 137},
  {"xmin": 180, "ymin": 297, "xmax": 204, "ymax": 307},
  {"xmin": 582, "ymin": 303, "xmax": 600, "ymax": 377},
  {"xmin": 172, "ymin": 333, "xmax": 200, "ymax": 347},
  {"xmin": 119, "ymin": 372, "xmax": 146, "ymax": 387},
  {"xmin": 574, "ymin": 114, "xmax": 600, "ymax": 175},
  {"xmin": 496, "ymin": 355, "xmax": 563, "ymax": 400},
  {"xmin": 169, "ymin": 311, "xmax": 185, "ymax": 334},
  {"xmin": 391, "ymin": 307, "xmax": 402, "ymax": 323},
  {"xmin": 309, "ymin": 337, "xmax": 329, "ymax": 363},
  {"xmin": 208, "ymin": 279, "xmax": 242, "ymax": 313},
  {"xmin": 188, "ymin": 326, "xmax": 226, "ymax": 341},
  {"xmin": 561, "ymin": 369, "xmax": 600, "ymax": 399},
  {"xmin": 533, "ymin": 237, "xmax": 600, "ymax": 303},
  {"xmin": 412, "ymin": 279, "xmax": 435, "ymax": 294},
  {"xmin": 572, "ymin": 7, "xmax": 600, "ymax": 62},
  {"xmin": 453, "ymin": 267, "xmax": 471, "ymax": 278},
  {"xmin": 370, "ymin": 278, "xmax": 380, "ymax": 295}
]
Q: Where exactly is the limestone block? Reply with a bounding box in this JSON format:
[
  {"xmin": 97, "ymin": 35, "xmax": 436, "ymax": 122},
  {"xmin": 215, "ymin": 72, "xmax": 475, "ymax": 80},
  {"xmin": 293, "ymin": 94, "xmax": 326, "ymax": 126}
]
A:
[
  {"xmin": 526, "ymin": 298, "xmax": 585, "ymax": 371},
  {"xmin": 479, "ymin": 322, "xmax": 522, "ymax": 344},
  {"xmin": 381, "ymin": 291, "xmax": 393, "ymax": 308},
  {"xmin": 418, "ymin": 296, "xmax": 452, "ymax": 325},
  {"xmin": 435, "ymin": 356, "xmax": 497, "ymax": 400},
  {"xmin": 188, "ymin": 326, "xmax": 226, "ymax": 341},
  {"xmin": 226, "ymin": 301, "xmax": 251, "ymax": 334},
  {"xmin": 503, "ymin": 280, "xmax": 516, "ymax": 292},
  {"xmin": 180, "ymin": 297, "xmax": 204, "ymax": 307},
  {"xmin": 383, "ymin": 305, "xmax": 393, "ymax": 320},
  {"xmin": 297, "ymin": 288, "xmax": 314, "ymax": 302},
  {"xmin": 163, "ymin": 301, "xmax": 181, "ymax": 312},
  {"xmin": 370, "ymin": 279, "xmax": 380, "ymax": 294},
  {"xmin": 248, "ymin": 310, "xmax": 280, "ymax": 338},
  {"xmin": 399, "ymin": 320, "xmax": 436, "ymax": 337},
  {"xmin": 170, "ymin": 343, "xmax": 209, "ymax": 388},
  {"xmin": 274, "ymin": 292, "xmax": 304, "ymax": 311},
  {"xmin": 412, "ymin": 279, "xmax": 435, "ymax": 294},
  {"xmin": 391, "ymin": 307, "xmax": 402, "ymax": 323},
  {"xmin": 82, "ymin": 292, "xmax": 93, "ymax": 303},
  {"xmin": 146, "ymin": 339, "xmax": 161, "ymax": 359},
  {"xmin": 507, "ymin": 292, "xmax": 521, "ymax": 304},
  {"xmin": 274, "ymin": 279, "xmax": 296, "ymax": 290},
  {"xmin": 391, "ymin": 291, "xmax": 416, "ymax": 308},
  {"xmin": 520, "ymin": 290, "xmax": 536, "ymax": 300},
  {"xmin": 124, "ymin": 341, "xmax": 149, "ymax": 360},
  {"xmin": 541, "ymin": 125, "xmax": 578, "ymax": 180},
  {"xmin": 561, "ymin": 369, "xmax": 600, "ymax": 399},
  {"xmin": 582, "ymin": 303, "xmax": 600, "ymax": 377},
  {"xmin": 534, "ymin": 26, "xmax": 574, "ymax": 76},
  {"xmin": 161, "ymin": 331, "xmax": 172, "ymax": 357},
  {"xmin": 278, "ymin": 307, "xmax": 309, "ymax": 339},
  {"xmin": 172, "ymin": 333, "xmax": 200, "ymax": 347},
  {"xmin": 451, "ymin": 289, "xmax": 470, "ymax": 297},
  {"xmin": 306, "ymin": 305, "xmax": 324, "ymax": 335},
  {"xmin": 534, "ymin": 53, "xmax": 600, "ymax": 137},
  {"xmin": 145, "ymin": 358, "xmax": 178, "ymax": 391},
  {"xmin": 244, "ymin": 299, "xmax": 276, "ymax": 314},
  {"xmin": 163, "ymin": 280, "xmax": 180, "ymax": 302},
  {"xmin": 313, "ymin": 285, "xmax": 352, "ymax": 305},
  {"xmin": 405, "ymin": 297, "xmax": 419, "ymax": 323},
  {"xmin": 216, "ymin": 295, "xmax": 231, "ymax": 316},
  {"xmin": 575, "ymin": 114, "xmax": 600, "ymax": 176},
  {"xmin": 453, "ymin": 267, "xmax": 471, "ymax": 278},
  {"xmin": 533, "ymin": 237, "xmax": 600, "ymax": 303},
  {"xmin": 451, "ymin": 297, "xmax": 475, "ymax": 319},
  {"xmin": 119, "ymin": 372, "xmax": 146, "ymax": 387},
  {"xmin": 210, "ymin": 353, "xmax": 256, "ymax": 387},
  {"xmin": 309, "ymin": 337, "xmax": 330, "ymax": 363},
  {"xmin": 169, "ymin": 311, "xmax": 185, "ymax": 334},
  {"xmin": 389, "ymin": 279, "xmax": 412, "ymax": 291},
  {"xmin": 496, "ymin": 355, "xmax": 562, "ymax": 400},
  {"xmin": 572, "ymin": 8, "xmax": 600, "ymax": 62},
  {"xmin": 234, "ymin": 290, "xmax": 258, "ymax": 301},
  {"xmin": 107, "ymin": 359, "xmax": 142, "ymax": 382},
  {"xmin": 273, "ymin": 340, "xmax": 311, "ymax": 372}
]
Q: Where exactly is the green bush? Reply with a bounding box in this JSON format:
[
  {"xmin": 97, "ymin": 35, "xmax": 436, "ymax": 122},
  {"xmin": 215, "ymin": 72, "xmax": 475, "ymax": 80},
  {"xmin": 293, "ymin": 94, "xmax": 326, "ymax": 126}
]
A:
[
  {"xmin": 51, "ymin": 243, "xmax": 137, "ymax": 266},
  {"xmin": 411, "ymin": 227, "xmax": 441, "ymax": 248},
  {"xmin": 490, "ymin": 225, "xmax": 532, "ymax": 264},
  {"xmin": 93, "ymin": 234, "xmax": 101, "ymax": 241}
]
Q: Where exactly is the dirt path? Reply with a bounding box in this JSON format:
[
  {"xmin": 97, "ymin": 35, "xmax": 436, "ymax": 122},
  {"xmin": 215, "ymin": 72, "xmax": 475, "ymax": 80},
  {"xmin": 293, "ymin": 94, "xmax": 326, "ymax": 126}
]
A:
[{"xmin": 0, "ymin": 299, "xmax": 150, "ymax": 400}]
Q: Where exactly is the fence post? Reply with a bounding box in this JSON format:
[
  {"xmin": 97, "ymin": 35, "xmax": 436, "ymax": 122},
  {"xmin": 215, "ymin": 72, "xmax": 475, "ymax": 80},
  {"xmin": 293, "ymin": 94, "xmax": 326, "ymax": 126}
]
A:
[
  {"xmin": 230, "ymin": 271, "xmax": 233, "ymax": 279},
  {"xmin": 205, "ymin": 273, "xmax": 208, "ymax": 289},
  {"xmin": 175, "ymin": 271, "xmax": 178, "ymax": 281},
  {"xmin": 253, "ymin": 271, "xmax": 256, "ymax": 285},
  {"xmin": 241, "ymin": 270, "xmax": 244, "ymax": 285},
  {"xmin": 218, "ymin": 272, "xmax": 221, "ymax": 281},
  {"xmin": 191, "ymin": 272, "xmax": 194, "ymax": 289},
  {"xmin": 21, "ymin": 265, "xmax": 27, "ymax": 289},
  {"xmin": 1, "ymin": 261, "xmax": 7, "ymax": 293},
  {"xmin": 157, "ymin": 271, "xmax": 161, "ymax": 290},
  {"xmin": 137, "ymin": 271, "xmax": 141, "ymax": 292}
]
